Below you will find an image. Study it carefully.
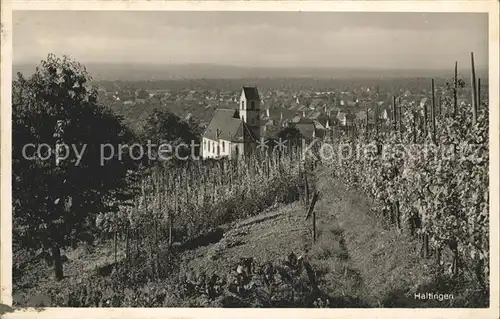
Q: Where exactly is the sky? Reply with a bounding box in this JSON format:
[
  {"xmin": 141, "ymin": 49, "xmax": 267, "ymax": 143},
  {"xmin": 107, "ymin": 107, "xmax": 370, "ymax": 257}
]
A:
[{"xmin": 13, "ymin": 11, "xmax": 489, "ymax": 70}]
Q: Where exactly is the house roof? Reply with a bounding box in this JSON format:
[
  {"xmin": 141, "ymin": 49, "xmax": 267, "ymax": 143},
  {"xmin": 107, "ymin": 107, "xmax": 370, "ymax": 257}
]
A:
[
  {"xmin": 296, "ymin": 117, "xmax": 315, "ymax": 125},
  {"xmin": 316, "ymin": 113, "xmax": 331, "ymax": 127},
  {"xmin": 313, "ymin": 120, "xmax": 326, "ymax": 130},
  {"xmin": 308, "ymin": 111, "xmax": 322, "ymax": 120},
  {"xmin": 337, "ymin": 111, "xmax": 356, "ymax": 121},
  {"xmin": 295, "ymin": 123, "xmax": 316, "ymax": 139},
  {"xmin": 203, "ymin": 108, "xmax": 256, "ymax": 142},
  {"xmin": 242, "ymin": 86, "xmax": 260, "ymax": 100}
]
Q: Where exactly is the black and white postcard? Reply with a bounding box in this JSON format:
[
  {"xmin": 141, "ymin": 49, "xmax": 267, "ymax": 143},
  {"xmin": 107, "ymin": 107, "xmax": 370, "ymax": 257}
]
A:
[{"xmin": 1, "ymin": 1, "xmax": 499, "ymax": 319}]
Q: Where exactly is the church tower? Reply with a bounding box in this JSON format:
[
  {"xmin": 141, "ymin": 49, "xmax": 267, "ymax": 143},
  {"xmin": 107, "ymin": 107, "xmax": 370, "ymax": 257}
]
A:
[{"xmin": 239, "ymin": 86, "xmax": 261, "ymax": 139}]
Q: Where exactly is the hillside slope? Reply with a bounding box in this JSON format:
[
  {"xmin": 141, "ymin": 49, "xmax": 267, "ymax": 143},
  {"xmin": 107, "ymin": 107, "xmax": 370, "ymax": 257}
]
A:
[{"xmin": 14, "ymin": 166, "xmax": 483, "ymax": 307}]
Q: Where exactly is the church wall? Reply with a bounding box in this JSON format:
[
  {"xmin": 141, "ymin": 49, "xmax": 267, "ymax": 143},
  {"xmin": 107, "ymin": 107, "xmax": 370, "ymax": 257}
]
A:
[{"xmin": 202, "ymin": 137, "xmax": 232, "ymax": 159}]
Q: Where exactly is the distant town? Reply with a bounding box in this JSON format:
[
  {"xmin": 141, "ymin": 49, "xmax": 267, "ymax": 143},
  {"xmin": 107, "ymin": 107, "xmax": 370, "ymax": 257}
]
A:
[{"xmin": 94, "ymin": 77, "xmax": 479, "ymax": 140}]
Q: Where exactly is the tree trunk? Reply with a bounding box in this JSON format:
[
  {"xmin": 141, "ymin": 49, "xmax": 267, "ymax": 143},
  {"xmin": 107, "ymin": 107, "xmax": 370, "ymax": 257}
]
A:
[{"xmin": 51, "ymin": 245, "xmax": 64, "ymax": 280}]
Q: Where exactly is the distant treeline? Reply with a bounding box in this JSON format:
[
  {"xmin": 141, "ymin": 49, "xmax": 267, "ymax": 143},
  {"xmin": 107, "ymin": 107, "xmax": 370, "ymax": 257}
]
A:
[
  {"xmin": 14, "ymin": 62, "xmax": 488, "ymax": 88},
  {"xmin": 92, "ymin": 77, "xmax": 473, "ymax": 94}
]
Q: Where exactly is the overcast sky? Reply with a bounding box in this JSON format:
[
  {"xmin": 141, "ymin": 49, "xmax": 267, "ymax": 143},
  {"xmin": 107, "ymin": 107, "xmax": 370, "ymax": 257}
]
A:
[{"xmin": 13, "ymin": 11, "xmax": 488, "ymax": 70}]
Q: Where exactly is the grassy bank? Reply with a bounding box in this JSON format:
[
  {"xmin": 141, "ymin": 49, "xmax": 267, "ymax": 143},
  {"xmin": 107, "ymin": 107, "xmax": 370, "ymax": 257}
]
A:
[{"xmin": 312, "ymin": 166, "xmax": 488, "ymax": 307}]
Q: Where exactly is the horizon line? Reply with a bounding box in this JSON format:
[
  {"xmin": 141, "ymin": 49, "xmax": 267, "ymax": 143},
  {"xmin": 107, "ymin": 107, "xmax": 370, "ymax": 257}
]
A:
[{"xmin": 12, "ymin": 61, "xmax": 488, "ymax": 71}]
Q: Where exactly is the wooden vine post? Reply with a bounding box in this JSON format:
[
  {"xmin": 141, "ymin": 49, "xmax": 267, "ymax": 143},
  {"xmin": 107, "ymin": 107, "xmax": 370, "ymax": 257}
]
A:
[
  {"xmin": 304, "ymin": 172, "xmax": 310, "ymax": 206},
  {"xmin": 169, "ymin": 176, "xmax": 176, "ymax": 247},
  {"xmin": 305, "ymin": 192, "xmax": 320, "ymax": 243},
  {"xmin": 437, "ymin": 95, "xmax": 441, "ymax": 116},
  {"xmin": 431, "ymin": 79, "xmax": 437, "ymax": 144},
  {"xmin": 423, "ymin": 233, "xmax": 429, "ymax": 259},
  {"xmin": 392, "ymin": 96, "xmax": 397, "ymax": 132},
  {"xmin": 471, "ymin": 52, "xmax": 478, "ymax": 124},
  {"xmin": 113, "ymin": 217, "xmax": 118, "ymax": 265},
  {"xmin": 454, "ymin": 61, "xmax": 458, "ymax": 116},
  {"xmin": 313, "ymin": 208, "xmax": 317, "ymax": 243},
  {"xmin": 365, "ymin": 103, "xmax": 369, "ymax": 128},
  {"xmin": 412, "ymin": 111, "xmax": 417, "ymax": 143},
  {"xmin": 397, "ymin": 98, "xmax": 402, "ymax": 135},
  {"xmin": 425, "ymin": 80, "xmax": 437, "ymax": 257},
  {"xmin": 423, "ymin": 97, "xmax": 428, "ymax": 137},
  {"xmin": 477, "ymin": 78, "xmax": 481, "ymax": 107}
]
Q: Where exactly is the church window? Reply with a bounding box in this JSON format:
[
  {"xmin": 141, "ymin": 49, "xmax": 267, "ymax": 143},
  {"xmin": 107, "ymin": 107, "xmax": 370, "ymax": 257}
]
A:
[{"xmin": 251, "ymin": 101, "xmax": 255, "ymax": 110}]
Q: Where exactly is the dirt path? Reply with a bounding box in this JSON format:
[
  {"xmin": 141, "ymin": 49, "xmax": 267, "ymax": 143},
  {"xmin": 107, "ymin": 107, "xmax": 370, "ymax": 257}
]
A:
[
  {"xmin": 312, "ymin": 166, "xmax": 439, "ymax": 307},
  {"xmin": 176, "ymin": 169, "xmax": 370, "ymax": 306}
]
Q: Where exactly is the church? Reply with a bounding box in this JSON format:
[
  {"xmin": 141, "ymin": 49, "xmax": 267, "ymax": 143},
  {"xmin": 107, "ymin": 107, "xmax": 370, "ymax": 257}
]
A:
[{"xmin": 201, "ymin": 86, "xmax": 261, "ymax": 159}]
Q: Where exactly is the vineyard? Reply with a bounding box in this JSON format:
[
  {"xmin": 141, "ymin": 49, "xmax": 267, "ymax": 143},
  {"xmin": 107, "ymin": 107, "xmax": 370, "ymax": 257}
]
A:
[
  {"xmin": 13, "ymin": 145, "xmax": 326, "ymax": 307},
  {"xmin": 12, "ymin": 53, "xmax": 490, "ymax": 308},
  {"xmin": 94, "ymin": 146, "xmax": 312, "ymax": 279},
  {"xmin": 322, "ymin": 55, "xmax": 489, "ymax": 295}
]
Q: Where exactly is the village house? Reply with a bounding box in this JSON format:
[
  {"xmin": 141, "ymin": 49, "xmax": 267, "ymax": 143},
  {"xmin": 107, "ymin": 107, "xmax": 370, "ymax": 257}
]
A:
[
  {"xmin": 201, "ymin": 86, "xmax": 261, "ymax": 159},
  {"xmin": 293, "ymin": 118, "xmax": 317, "ymax": 140},
  {"xmin": 336, "ymin": 111, "xmax": 356, "ymax": 126},
  {"xmin": 315, "ymin": 112, "xmax": 333, "ymax": 130}
]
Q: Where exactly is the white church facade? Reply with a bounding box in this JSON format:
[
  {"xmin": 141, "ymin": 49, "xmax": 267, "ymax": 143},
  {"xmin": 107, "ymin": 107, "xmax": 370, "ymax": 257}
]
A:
[{"xmin": 201, "ymin": 86, "xmax": 261, "ymax": 159}]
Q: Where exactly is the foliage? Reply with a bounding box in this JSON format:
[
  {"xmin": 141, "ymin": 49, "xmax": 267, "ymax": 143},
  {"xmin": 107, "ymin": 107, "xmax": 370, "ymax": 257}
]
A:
[
  {"xmin": 277, "ymin": 126, "xmax": 303, "ymax": 142},
  {"xmin": 42, "ymin": 255, "xmax": 338, "ymax": 308},
  {"xmin": 141, "ymin": 108, "xmax": 200, "ymax": 164},
  {"xmin": 322, "ymin": 82, "xmax": 489, "ymax": 293},
  {"xmin": 12, "ymin": 54, "xmax": 138, "ymax": 279}
]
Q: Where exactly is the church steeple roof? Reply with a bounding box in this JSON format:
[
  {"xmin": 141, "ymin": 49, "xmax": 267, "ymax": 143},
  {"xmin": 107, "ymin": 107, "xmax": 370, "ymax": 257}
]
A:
[{"xmin": 242, "ymin": 86, "xmax": 260, "ymax": 100}]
